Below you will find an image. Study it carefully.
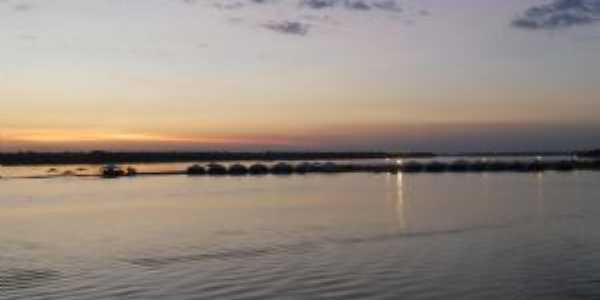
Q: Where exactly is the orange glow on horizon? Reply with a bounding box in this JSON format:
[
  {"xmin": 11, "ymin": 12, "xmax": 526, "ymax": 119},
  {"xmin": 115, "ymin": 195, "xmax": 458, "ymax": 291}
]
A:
[{"xmin": 1, "ymin": 129, "xmax": 293, "ymax": 147}]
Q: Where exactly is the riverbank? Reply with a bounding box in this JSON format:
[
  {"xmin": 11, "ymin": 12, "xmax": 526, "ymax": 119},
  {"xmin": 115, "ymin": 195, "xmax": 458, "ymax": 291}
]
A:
[
  {"xmin": 3, "ymin": 159, "xmax": 600, "ymax": 180},
  {"xmin": 0, "ymin": 151, "xmax": 435, "ymax": 166},
  {"xmin": 2, "ymin": 150, "xmax": 598, "ymax": 166}
]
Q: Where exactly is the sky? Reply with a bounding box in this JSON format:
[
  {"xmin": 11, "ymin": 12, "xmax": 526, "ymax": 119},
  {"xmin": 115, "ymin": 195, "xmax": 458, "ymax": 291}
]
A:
[{"xmin": 1, "ymin": 0, "xmax": 600, "ymax": 152}]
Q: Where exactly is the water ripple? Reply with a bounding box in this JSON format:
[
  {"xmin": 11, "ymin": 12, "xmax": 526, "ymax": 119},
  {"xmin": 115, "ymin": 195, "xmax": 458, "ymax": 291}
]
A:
[
  {"xmin": 0, "ymin": 268, "xmax": 61, "ymax": 292},
  {"xmin": 126, "ymin": 241, "xmax": 318, "ymax": 268},
  {"xmin": 126, "ymin": 213, "xmax": 585, "ymax": 271}
]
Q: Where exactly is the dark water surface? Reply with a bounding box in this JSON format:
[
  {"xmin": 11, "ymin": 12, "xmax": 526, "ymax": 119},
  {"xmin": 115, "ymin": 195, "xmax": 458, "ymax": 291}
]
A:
[{"xmin": 1, "ymin": 172, "xmax": 600, "ymax": 299}]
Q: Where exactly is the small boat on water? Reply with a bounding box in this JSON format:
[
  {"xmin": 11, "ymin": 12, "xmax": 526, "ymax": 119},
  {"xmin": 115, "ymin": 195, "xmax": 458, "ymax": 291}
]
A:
[
  {"xmin": 100, "ymin": 164, "xmax": 125, "ymax": 178},
  {"xmin": 228, "ymin": 164, "xmax": 249, "ymax": 175},
  {"xmin": 126, "ymin": 167, "xmax": 138, "ymax": 176},
  {"xmin": 187, "ymin": 164, "xmax": 206, "ymax": 175},
  {"xmin": 207, "ymin": 163, "xmax": 227, "ymax": 175},
  {"xmin": 271, "ymin": 162, "xmax": 294, "ymax": 175},
  {"xmin": 248, "ymin": 163, "xmax": 269, "ymax": 175}
]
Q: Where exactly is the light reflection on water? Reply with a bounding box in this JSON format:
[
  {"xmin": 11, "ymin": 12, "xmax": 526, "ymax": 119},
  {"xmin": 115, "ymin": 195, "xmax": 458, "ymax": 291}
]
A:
[
  {"xmin": 1, "ymin": 172, "xmax": 600, "ymax": 299},
  {"xmin": 395, "ymin": 172, "xmax": 406, "ymax": 231}
]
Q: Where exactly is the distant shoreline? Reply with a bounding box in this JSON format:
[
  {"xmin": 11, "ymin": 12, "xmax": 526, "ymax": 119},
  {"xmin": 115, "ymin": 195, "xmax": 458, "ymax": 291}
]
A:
[
  {"xmin": 0, "ymin": 151, "xmax": 432, "ymax": 166},
  {"xmin": 0, "ymin": 150, "xmax": 597, "ymax": 166}
]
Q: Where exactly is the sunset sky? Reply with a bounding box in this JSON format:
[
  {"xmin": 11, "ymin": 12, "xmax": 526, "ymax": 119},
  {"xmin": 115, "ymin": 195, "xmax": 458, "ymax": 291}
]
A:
[{"xmin": 2, "ymin": 0, "xmax": 600, "ymax": 152}]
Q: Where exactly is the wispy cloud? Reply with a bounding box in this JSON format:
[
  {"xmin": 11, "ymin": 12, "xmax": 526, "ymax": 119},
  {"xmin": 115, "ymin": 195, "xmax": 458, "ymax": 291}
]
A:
[
  {"xmin": 513, "ymin": 0, "xmax": 600, "ymax": 30},
  {"xmin": 13, "ymin": 2, "xmax": 32, "ymax": 12},
  {"xmin": 1, "ymin": 0, "xmax": 414, "ymax": 36},
  {"xmin": 263, "ymin": 20, "xmax": 310, "ymax": 35},
  {"xmin": 301, "ymin": 0, "xmax": 401, "ymax": 12},
  {"xmin": 196, "ymin": 0, "xmax": 403, "ymax": 12},
  {"xmin": 177, "ymin": 0, "xmax": 408, "ymax": 35}
]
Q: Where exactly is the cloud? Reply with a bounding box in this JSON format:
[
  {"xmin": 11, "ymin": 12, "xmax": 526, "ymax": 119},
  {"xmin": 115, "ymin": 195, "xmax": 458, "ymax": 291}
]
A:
[
  {"xmin": 213, "ymin": 1, "xmax": 246, "ymax": 10},
  {"xmin": 200, "ymin": 0, "xmax": 402, "ymax": 12},
  {"xmin": 200, "ymin": 0, "xmax": 276, "ymax": 10},
  {"xmin": 178, "ymin": 0, "xmax": 421, "ymax": 36},
  {"xmin": 0, "ymin": 0, "xmax": 32, "ymax": 12},
  {"xmin": 263, "ymin": 20, "xmax": 310, "ymax": 35},
  {"xmin": 13, "ymin": 3, "xmax": 32, "ymax": 12},
  {"xmin": 300, "ymin": 0, "xmax": 401, "ymax": 12},
  {"xmin": 513, "ymin": 0, "xmax": 600, "ymax": 29},
  {"xmin": 202, "ymin": 0, "xmax": 407, "ymax": 35},
  {"xmin": 183, "ymin": 0, "xmax": 245, "ymax": 10}
]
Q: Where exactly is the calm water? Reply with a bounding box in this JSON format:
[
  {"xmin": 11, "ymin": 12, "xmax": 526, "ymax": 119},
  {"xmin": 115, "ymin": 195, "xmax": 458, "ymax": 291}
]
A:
[{"xmin": 1, "ymin": 171, "xmax": 600, "ymax": 299}]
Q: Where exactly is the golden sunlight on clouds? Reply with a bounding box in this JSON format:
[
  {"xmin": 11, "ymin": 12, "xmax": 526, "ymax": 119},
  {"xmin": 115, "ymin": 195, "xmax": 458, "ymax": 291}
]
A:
[{"xmin": 1, "ymin": 129, "xmax": 285, "ymax": 146}]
